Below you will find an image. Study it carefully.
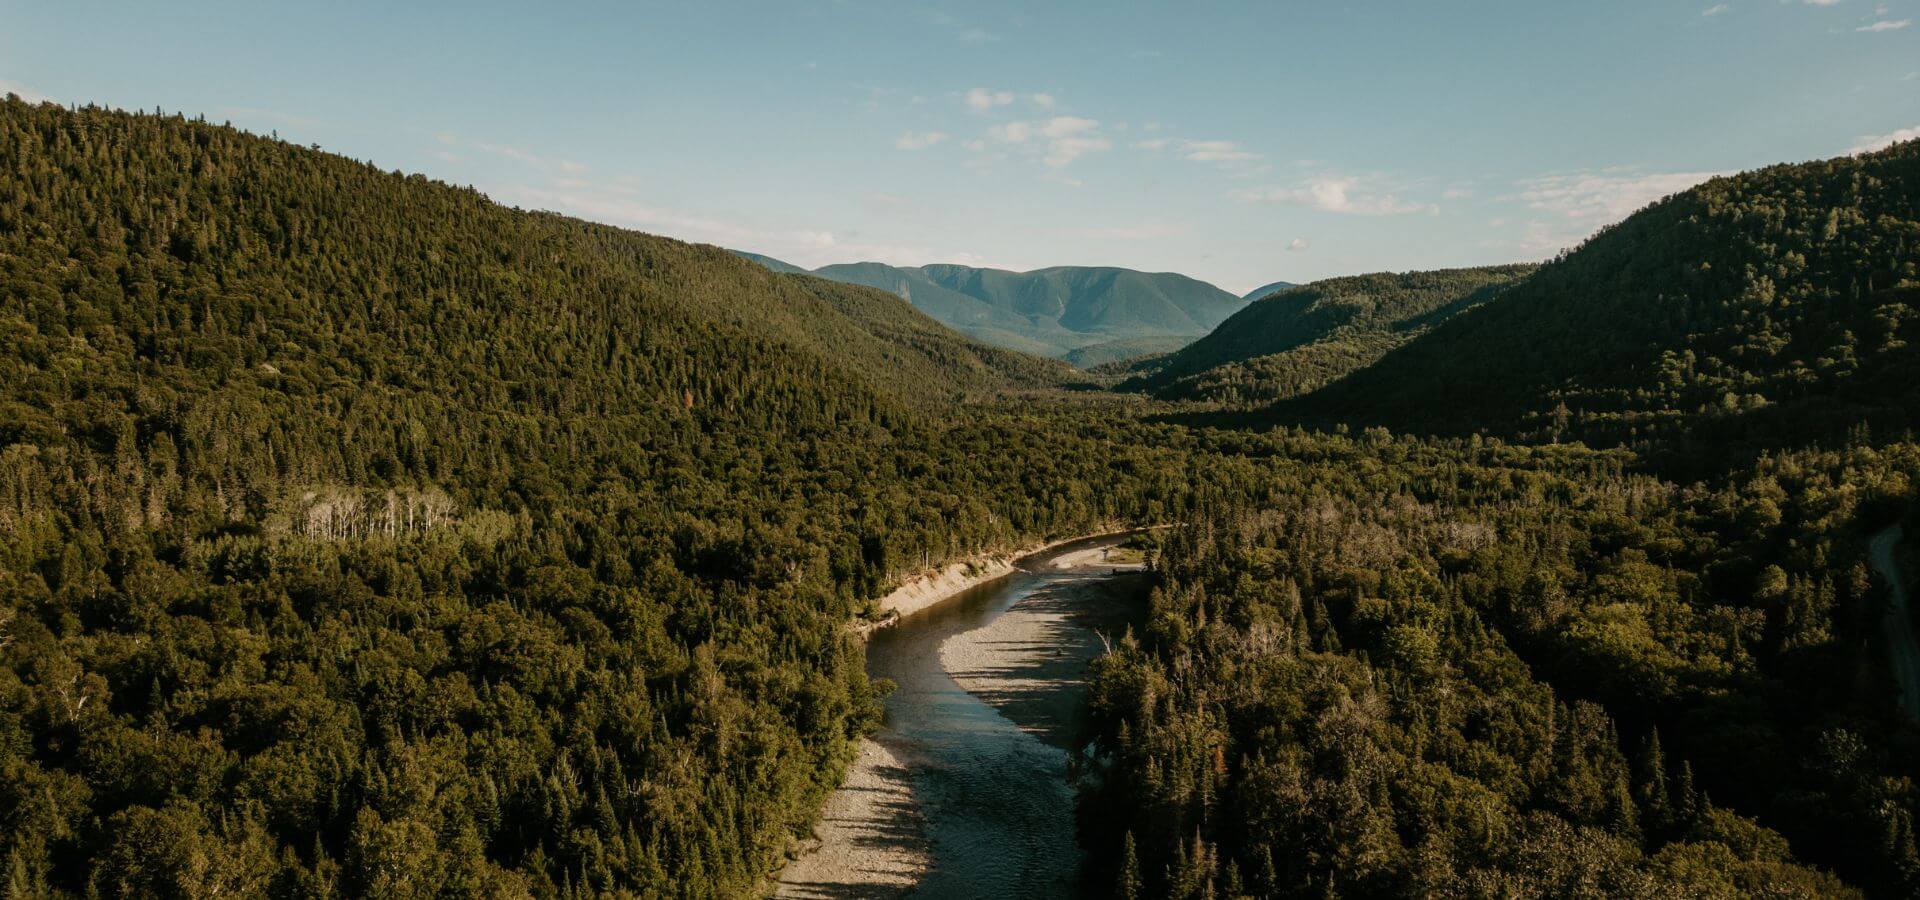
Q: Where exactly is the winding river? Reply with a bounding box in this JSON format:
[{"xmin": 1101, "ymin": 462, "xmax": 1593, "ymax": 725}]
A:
[{"xmin": 780, "ymin": 534, "xmax": 1147, "ymax": 898}]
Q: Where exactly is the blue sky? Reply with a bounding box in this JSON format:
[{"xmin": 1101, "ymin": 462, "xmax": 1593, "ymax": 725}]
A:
[{"xmin": 4, "ymin": 1, "xmax": 1916, "ymax": 292}]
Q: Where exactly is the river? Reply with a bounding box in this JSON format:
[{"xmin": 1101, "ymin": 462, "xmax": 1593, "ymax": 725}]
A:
[{"xmin": 776, "ymin": 534, "xmax": 1149, "ymax": 898}]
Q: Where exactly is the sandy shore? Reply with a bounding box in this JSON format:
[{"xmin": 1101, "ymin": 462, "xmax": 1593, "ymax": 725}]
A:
[
  {"xmin": 859, "ymin": 529, "xmax": 1134, "ymax": 633},
  {"xmin": 773, "ymin": 737, "xmax": 930, "ymax": 898},
  {"xmin": 940, "ymin": 547, "xmax": 1147, "ymax": 746},
  {"xmin": 773, "ymin": 533, "xmax": 1149, "ymax": 896}
]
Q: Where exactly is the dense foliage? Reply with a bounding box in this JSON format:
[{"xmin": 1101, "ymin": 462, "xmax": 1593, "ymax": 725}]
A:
[
  {"xmin": 6, "ymin": 96, "xmax": 1920, "ymax": 900},
  {"xmin": 1284, "ymin": 143, "xmax": 1920, "ymax": 451},
  {"xmin": 0, "ymin": 97, "xmax": 1176, "ymax": 897},
  {"xmin": 1081, "ymin": 431, "xmax": 1920, "ymax": 897},
  {"xmin": 1121, "ymin": 266, "xmax": 1535, "ymax": 405}
]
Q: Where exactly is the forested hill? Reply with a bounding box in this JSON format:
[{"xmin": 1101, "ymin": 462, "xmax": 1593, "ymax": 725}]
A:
[
  {"xmin": 1122, "ymin": 265, "xmax": 1535, "ymax": 404},
  {"xmin": 738, "ymin": 255, "xmax": 1246, "ymax": 361},
  {"xmin": 1284, "ymin": 141, "xmax": 1920, "ymax": 450},
  {"xmin": 1241, "ymin": 279, "xmax": 1296, "ymax": 301},
  {"xmin": 0, "ymin": 97, "xmax": 1166, "ymax": 896}
]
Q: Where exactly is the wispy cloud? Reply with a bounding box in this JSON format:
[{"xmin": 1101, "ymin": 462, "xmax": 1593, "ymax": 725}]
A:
[
  {"xmin": 1178, "ymin": 140, "xmax": 1262, "ymax": 164},
  {"xmin": 1504, "ymin": 168, "xmax": 1724, "ymax": 255},
  {"xmin": 982, "ymin": 116, "xmax": 1112, "ymax": 168},
  {"xmin": 1516, "ymin": 169, "xmax": 1721, "ymax": 224},
  {"xmin": 504, "ymin": 181, "xmax": 970, "ymax": 268},
  {"xmin": 894, "ymin": 130, "xmax": 950, "ymax": 150},
  {"xmin": 0, "ymin": 79, "xmax": 52, "ymax": 103},
  {"xmin": 1072, "ymin": 222, "xmax": 1187, "ymax": 241},
  {"xmin": 1849, "ymin": 125, "xmax": 1920, "ymax": 154},
  {"xmin": 1702, "ymin": 3, "xmax": 1731, "ymax": 16},
  {"xmin": 217, "ymin": 106, "xmax": 324, "ymax": 130},
  {"xmin": 1233, "ymin": 173, "xmax": 1432, "ymax": 216},
  {"xmin": 965, "ymin": 87, "xmax": 1015, "ymax": 111},
  {"xmin": 1287, "ymin": 238, "xmax": 1311, "ymax": 251},
  {"xmin": 1135, "ymin": 137, "xmax": 1265, "ymax": 173},
  {"xmin": 1856, "ymin": 18, "xmax": 1910, "ymax": 30},
  {"xmin": 440, "ymin": 132, "xmax": 589, "ymax": 174}
]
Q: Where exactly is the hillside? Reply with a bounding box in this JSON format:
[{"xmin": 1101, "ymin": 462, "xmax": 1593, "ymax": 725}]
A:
[
  {"xmin": 1124, "ymin": 265, "xmax": 1535, "ymax": 403},
  {"xmin": 1061, "ymin": 335, "xmax": 1196, "ymax": 370},
  {"xmin": 1285, "ymin": 142, "xmax": 1920, "ymax": 450},
  {"xmin": 1242, "ymin": 279, "xmax": 1296, "ymax": 301},
  {"xmin": 0, "ymin": 98, "xmax": 1158, "ymax": 896},
  {"xmin": 741, "ymin": 256, "xmax": 1246, "ymax": 361}
]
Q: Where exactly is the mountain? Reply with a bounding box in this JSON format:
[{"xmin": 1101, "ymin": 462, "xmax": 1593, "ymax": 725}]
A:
[
  {"xmin": 729, "ymin": 249, "xmax": 811, "ymax": 275},
  {"xmin": 1283, "ymin": 141, "xmax": 1920, "ymax": 450},
  {"xmin": 1123, "ymin": 265, "xmax": 1535, "ymax": 403},
  {"xmin": 738, "ymin": 256, "xmax": 1246, "ymax": 361},
  {"xmin": 1242, "ymin": 279, "xmax": 1296, "ymax": 301}
]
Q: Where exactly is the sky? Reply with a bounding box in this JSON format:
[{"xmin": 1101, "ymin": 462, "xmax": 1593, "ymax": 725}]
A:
[{"xmin": 3, "ymin": 1, "xmax": 1917, "ymax": 294}]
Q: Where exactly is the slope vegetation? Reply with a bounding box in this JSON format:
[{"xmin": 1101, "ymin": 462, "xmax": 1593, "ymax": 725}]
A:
[
  {"xmin": 1125, "ymin": 265, "xmax": 1535, "ymax": 403},
  {"xmin": 0, "ymin": 98, "xmax": 1156, "ymax": 897},
  {"xmin": 1289, "ymin": 142, "xmax": 1920, "ymax": 450}
]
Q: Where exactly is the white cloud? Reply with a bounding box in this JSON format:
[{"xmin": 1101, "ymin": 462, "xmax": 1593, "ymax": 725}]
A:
[
  {"xmin": 1133, "ymin": 138, "xmax": 1171, "ymax": 151},
  {"xmin": 1804, "ymin": 0, "xmax": 1841, "ymax": 6},
  {"xmin": 1857, "ymin": 18, "xmax": 1910, "ymax": 30},
  {"xmin": 1515, "ymin": 169, "xmax": 1723, "ymax": 224},
  {"xmin": 216, "ymin": 106, "xmax": 325, "ymax": 130},
  {"xmin": 1030, "ymin": 93, "xmax": 1057, "ymax": 109},
  {"xmin": 1850, "ymin": 125, "xmax": 1920, "ymax": 154},
  {"xmin": 1702, "ymin": 3, "xmax": 1730, "ymax": 15},
  {"xmin": 988, "ymin": 121, "xmax": 1034, "ymax": 143},
  {"xmin": 0, "ymin": 79, "xmax": 52, "ymax": 103},
  {"xmin": 982, "ymin": 116, "xmax": 1111, "ymax": 168},
  {"xmin": 1504, "ymin": 168, "xmax": 1725, "ymax": 256},
  {"xmin": 451, "ymin": 136, "xmax": 589, "ymax": 174},
  {"xmin": 1442, "ymin": 186, "xmax": 1476, "ymax": 200},
  {"xmin": 894, "ymin": 130, "xmax": 950, "ymax": 150},
  {"xmin": 1179, "ymin": 139, "xmax": 1262, "ymax": 163},
  {"xmin": 1074, "ymin": 222, "xmax": 1186, "ymax": 240},
  {"xmin": 965, "ymin": 87, "xmax": 1015, "ymax": 111},
  {"xmin": 1287, "ymin": 238, "xmax": 1310, "ymax": 251},
  {"xmin": 1039, "ymin": 116, "xmax": 1099, "ymax": 138},
  {"xmin": 504, "ymin": 181, "xmax": 973, "ymax": 269},
  {"xmin": 1233, "ymin": 174, "xmax": 1432, "ymax": 216}
]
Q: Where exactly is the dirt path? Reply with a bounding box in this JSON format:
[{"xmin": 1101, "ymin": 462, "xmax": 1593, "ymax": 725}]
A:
[{"xmin": 1870, "ymin": 524, "xmax": 1920, "ymax": 720}]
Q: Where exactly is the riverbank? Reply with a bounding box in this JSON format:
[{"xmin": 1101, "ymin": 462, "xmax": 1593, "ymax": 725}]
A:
[
  {"xmin": 1871, "ymin": 524, "xmax": 1919, "ymax": 720},
  {"xmin": 772, "ymin": 737, "xmax": 930, "ymax": 898},
  {"xmin": 858, "ymin": 527, "xmax": 1138, "ymax": 634},
  {"xmin": 940, "ymin": 546, "xmax": 1148, "ymax": 746},
  {"xmin": 772, "ymin": 532, "xmax": 1152, "ymax": 897}
]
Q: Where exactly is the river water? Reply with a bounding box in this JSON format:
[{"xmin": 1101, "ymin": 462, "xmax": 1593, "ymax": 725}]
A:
[{"xmin": 864, "ymin": 535, "xmax": 1145, "ymax": 899}]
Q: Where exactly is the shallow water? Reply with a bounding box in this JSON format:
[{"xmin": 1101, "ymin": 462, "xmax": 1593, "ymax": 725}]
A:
[{"xmin": 864, "ymin": 535, "xmax": 1139, "ymax": 899}]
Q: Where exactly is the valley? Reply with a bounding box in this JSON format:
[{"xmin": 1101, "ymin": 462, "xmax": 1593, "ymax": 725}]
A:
[{"xmin": 2, "ymin": 94, "xmax": 1919, "ymax": 900}]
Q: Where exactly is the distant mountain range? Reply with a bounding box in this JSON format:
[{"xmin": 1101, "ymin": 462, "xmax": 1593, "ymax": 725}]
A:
[
  {"xmin": 1241, "ymin": 280, "xmax": 1297, "ymax": 301},
  {"xmin": 735, "ymin": 252, "xmax": 1261, "ymax": 363}
]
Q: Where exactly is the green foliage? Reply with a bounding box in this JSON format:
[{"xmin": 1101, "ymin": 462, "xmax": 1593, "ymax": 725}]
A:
[
  {"xmin": 0, "ymin": 97, "xmax": 1173, "ymax": 897},
  {"xmin": 1285, "ymin": 141, "xmax": 1920, "ymax": 452},
  {"xmin": 1123, "ymin": 266, "xmax": 1535, "ymax": 404},
  {"xmin": 1079, "ymin": 431, "xmax": 1912, "ymax": 897}
]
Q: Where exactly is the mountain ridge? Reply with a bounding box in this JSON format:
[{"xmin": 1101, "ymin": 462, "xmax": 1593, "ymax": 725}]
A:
[{"xmin": 734, "ymin": 252, "xmax": 1252, "ymax": 362}]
